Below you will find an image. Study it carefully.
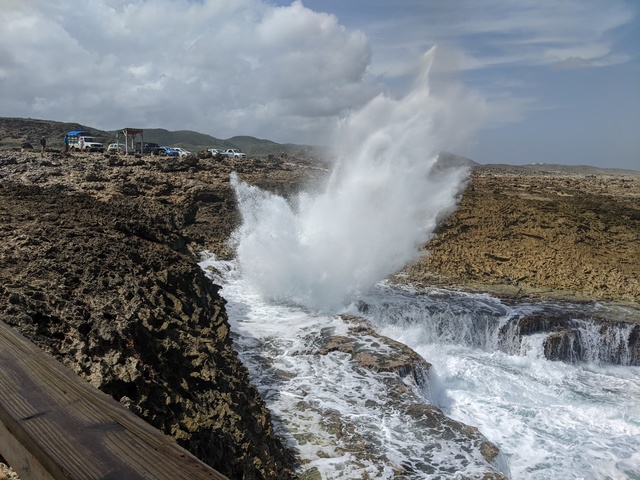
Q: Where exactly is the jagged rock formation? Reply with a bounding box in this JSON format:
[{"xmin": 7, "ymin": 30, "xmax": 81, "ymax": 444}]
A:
[
  {"xmin": 404, "ymin": 164, "xmax": 640, "ymax": 303},
  {"xmin": 292, "ymin": 315, "xmax": 508, "ymax": 479},
  {"xmin": 0, "ymin": 151, "xmax": 315, "ymax": 479},
  {"xmin": 507, "ymin": 310, "xmax": 640, "ymax": 365}
]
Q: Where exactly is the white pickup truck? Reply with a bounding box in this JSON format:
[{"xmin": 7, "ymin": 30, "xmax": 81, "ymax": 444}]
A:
[
  {"xmin": 65, "ymin": 130, "xmax": 104, "ymax": 152},
  {"xmin": 78, "ymin": 136, "xmax": 105, "ymax": 152}
]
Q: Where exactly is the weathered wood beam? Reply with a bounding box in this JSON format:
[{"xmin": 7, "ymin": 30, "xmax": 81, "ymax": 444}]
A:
[{"xmin": 0, "ymin": 320, "xmax": 227, "ymax": 480}]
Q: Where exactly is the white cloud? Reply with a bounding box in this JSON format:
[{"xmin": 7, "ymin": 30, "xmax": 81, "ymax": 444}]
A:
[
  {"xmin": 0, "ymin": 0, "xmax": 380, "ymax": 144},
  {"xmin": 357, "ymin": 0, "xmax": 635, "ymax": 74},
  {"xmin": 0, "ymin": 0, "xmax": 636, "ymax": 166}
]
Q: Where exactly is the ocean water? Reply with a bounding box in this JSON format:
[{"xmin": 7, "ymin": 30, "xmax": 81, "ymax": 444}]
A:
[
  {"xmin": 359, "ymin": 284, "xmax": 640, "ymax": 479},
  {"xmin": 202, "ymin": 47, "xmax": 639, "ymax": 478},
  {"xmin": 200, "ymin": 257, "xmax": 640, "ymax": 479}
]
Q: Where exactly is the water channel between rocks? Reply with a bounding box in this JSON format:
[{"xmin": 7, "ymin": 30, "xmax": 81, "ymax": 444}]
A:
[{"xmin": 201, "ymin": 256, "xmax": 640, "ymax": 480}]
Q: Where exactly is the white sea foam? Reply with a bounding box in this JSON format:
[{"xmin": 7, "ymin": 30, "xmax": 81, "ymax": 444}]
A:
[
  {"xmin": 201, "ymin": 256, "xmax": 640, "ymax": 479},
  {"xmin": 205, "ymin": 44, "xmax": 640, "ymax": 479},
  {"xmin": 361, "ymin": 285, "xmax": 640, "ymax": 480},
  {"xmin": 231, "ymin": 46, "xmax": 474, "ymax": 313},
  {"xmin": 416, "ymin": 346, "xmax": 640, "ymax": 480},
  {"xmin": 199, "ymin": 256, "xmax": 507, "ymax": 478}
]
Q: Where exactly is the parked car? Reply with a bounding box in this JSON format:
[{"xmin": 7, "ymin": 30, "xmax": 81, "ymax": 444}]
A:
[
  {"xmin": 173, "ymin": 147, "xmax": 191, "ymax": 157},
  {"xmin": 80, "ymin": 136, "xmax": 105, "ymax": 152},
  {"xmin": 208, "ymin": 148, "xmax": 227, "ymax": 157},
  {"xmin": 107, "ymin": 143, "xmax": 126, "ymax": 153},
  {"xmin": 223, "ymin": 148, "xmax": 247, "ymax": 158},
  {"xmin": 136, "ymin": 142, "xmax": 160, "ymax": 154},
  {"xmin": 155, "ymin": 146, "xmax": 179, "ymax": 157}
]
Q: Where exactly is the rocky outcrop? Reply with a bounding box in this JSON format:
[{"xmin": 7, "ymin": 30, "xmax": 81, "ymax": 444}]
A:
[
  {"xmin": 404, "ymin": 165, "xmax": 640, "ymax": 303},
  {"xmin": 0, "ymin": 149, "xmax": 324, "ymax": 256},
  {"xmin": 296, "ymin": 315, "xmax": 508, "ymax": 479},
  {"xmin": 0, "ymin": 164, "xmax": 299, "ymax": 477},
  {"xmin": 1, "ymin": 146, "xmax": 638, "ymax": 477},
  {"xmin": 394, "ymin": 164, "xmax": 640, "ymax": 366},
  {"xmin": 501, "ymin": 310, "xmax": 640, "ymax": 365}
]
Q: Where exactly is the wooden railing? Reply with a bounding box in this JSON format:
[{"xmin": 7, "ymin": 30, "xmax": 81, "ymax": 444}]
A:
[{"xmin": 0, "ymin": 320, "xmax": 228, "ymax": 479}]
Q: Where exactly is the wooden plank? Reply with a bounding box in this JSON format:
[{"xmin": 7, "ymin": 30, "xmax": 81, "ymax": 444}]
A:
[
  {"xmin": 0, "ymin": 415, "xmax": 54, "ymax": 479},
  {"xmin": 0, "ymin": 320, "xmax": 228, "ymax": 480}
]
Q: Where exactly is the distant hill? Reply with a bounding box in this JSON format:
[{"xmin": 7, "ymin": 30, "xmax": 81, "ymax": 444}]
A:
[
  {"xmin": 0, "ymin": 117, "xmax": 323, "ymax": 159},
  {"xmin": 4, "ymin": 117, "xmax": 634, "ymax": 174},
  {"xmin": 0, "ymin": 117, "xmax": 107, "ymax": 148},
  {"xmin": 139, "ymin": 128, "xmax": 230, "ymax": 151}
]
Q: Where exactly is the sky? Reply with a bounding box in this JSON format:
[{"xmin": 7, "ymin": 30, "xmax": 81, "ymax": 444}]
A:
[{"xmin": 1, "ymin": 0, "xmax": 638, "ymax": 170}]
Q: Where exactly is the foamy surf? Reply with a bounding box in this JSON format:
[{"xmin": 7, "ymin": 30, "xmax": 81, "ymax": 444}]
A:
[
  {"xmin": 201, "ymin": 255, "xmax": 640, "ymax": 479},
  {"xmin": 199, "ymin": 255, "xmax": 509, "ymax": 478},
  {"xmin": 358, "ymin": 283, "xmax": 640, "ymax": 479}
]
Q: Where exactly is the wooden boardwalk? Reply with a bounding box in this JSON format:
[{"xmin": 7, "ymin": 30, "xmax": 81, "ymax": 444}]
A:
[{"xmin": 0, "ymin": 320, "xmax": 228, "ymax": 480}]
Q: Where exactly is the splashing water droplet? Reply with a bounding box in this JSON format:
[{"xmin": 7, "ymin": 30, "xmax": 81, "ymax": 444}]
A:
[{"xmin": 232, "ymin": 47, "xmax": 477, "ymax": 312}]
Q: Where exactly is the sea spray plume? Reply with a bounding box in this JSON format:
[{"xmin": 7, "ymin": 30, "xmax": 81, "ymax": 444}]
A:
[{"xmin": 232, "ymin": 47, "xmax": 472, "ymax": 312}]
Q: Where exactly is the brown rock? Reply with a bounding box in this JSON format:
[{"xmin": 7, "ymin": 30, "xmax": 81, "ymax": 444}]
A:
[
  {"xmin": 0, "ymin": 178, "xmax": 297, "ymax": 479},
  {"xmin": 403, "ymin": 165, "xmax": 640, "ymax": 303}
]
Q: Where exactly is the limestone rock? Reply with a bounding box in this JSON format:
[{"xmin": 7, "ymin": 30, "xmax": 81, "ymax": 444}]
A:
[{"xmin": 0, "ymin": 176, "xmax": 297, "ymax": 479}]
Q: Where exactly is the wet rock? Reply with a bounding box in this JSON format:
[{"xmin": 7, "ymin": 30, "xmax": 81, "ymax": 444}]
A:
[
  {"xmin": 319, "ymin": 315, "xmax": 433, "ymax": 382},
  {"xmin": 500, "ymin": 308, "xmax": 640, "ymax": 365},
  {"xmin": 544, "ymin": 330, "xmax": 580, "ymax": 362},
  {"xmin": 513, "ymin": 312, "xmax": 570, "ymax": 335},
  {"xmin": 298, "ymin": 314, "xmax": 508, "ymax": 479}
]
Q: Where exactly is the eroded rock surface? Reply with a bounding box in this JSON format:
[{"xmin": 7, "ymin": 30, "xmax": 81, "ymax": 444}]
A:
[
  {"xmin": 1, "ymin": 148, "xmax": 638, "ymax": 478},
  {"xmin": 296, "ymin": 315, "xmax": 508, "ymax": 479},
  {"xmin": 0, "ymin": 151, "xmax": 314, "ymax": 479},
  {"xmin": 404, "ymin": 164, "xmax": 640, "ymax": 303}
]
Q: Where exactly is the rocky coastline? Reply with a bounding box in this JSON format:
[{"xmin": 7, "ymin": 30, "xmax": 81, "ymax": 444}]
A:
[
  {"xmin": 1, "ymin": 147, "xmax": 638, "ymax": 478},
  {"xmin": 401, "ymin": 163, "xmax": 640, "ymax": 366},
  {"xmin": 0, "ymin": 151, "xmax": 309, "ymax": 478},
  {"xmin": 405, "ymin": 164, "xmax": 640, "ymax": 304}
]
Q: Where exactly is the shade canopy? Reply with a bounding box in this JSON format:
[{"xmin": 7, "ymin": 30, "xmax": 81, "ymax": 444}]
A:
[{"xmin": 115, "ymin": 128, "xmax": 144, "ymax": 154}]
